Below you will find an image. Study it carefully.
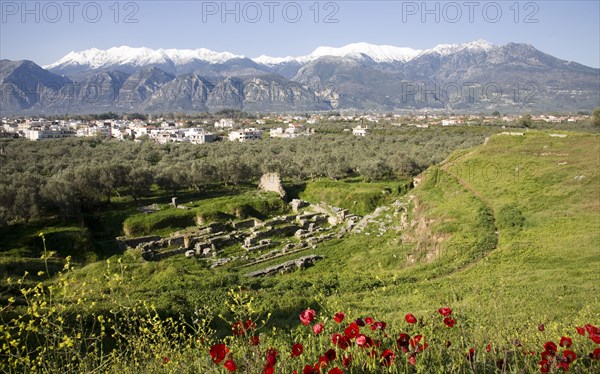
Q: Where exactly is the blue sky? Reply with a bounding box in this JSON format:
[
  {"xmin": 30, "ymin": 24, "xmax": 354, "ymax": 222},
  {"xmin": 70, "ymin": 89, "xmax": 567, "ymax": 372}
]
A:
[{"xmin": 1, "ymin": 0, "xmax": 599, "ymax": 68}]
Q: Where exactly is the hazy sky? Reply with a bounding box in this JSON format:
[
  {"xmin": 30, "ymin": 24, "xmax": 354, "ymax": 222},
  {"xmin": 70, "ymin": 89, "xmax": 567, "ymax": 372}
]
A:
[{"xmin": 1, "ymin": 0, "xmax": 599, "ymax": 68}]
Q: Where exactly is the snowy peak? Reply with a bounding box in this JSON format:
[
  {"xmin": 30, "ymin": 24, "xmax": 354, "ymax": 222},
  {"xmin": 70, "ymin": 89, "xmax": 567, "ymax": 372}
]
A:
[
  {"xmin": 46, "ymin": 46, "xmax": 164, "ymax": 70},
  {"xmin": 253, "ymin": 42, "xmax": 423, "ymax": 65},
  {"xmin": 162, "ymin": 48, "xmax": 241, "ymax": 65},
  {"xmin": 253, "ymin": 55, "xmax": 299, "ymax": 66},
  {"xmin": 305, "ymin": 42, "xmax": 423, "ymax": 63},
  {"xmin": 44, "ymin": 46, "xmax": 244, "ymax": 70},
  {"xmin": 251, "ymin": 40, "xmax": 496, "ymax": 66},
  {"xmin": 422, "ymin": 39, "xmax": 495, "ymax": 57}
]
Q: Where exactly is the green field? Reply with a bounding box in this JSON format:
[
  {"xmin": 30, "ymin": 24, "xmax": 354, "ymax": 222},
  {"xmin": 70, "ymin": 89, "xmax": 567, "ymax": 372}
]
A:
[{"xmin": 1, "ymin": 130, "xmax": 599, "ymax": 372}]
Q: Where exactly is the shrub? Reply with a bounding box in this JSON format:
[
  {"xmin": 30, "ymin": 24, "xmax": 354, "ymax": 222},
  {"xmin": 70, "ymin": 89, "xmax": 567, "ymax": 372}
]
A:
[{"xmin": 497, "ymin": 203, "xmax": 525, "ymax": 232}]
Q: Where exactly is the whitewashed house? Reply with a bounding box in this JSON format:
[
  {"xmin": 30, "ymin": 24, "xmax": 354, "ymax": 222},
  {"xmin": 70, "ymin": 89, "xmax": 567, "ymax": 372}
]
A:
[
  {"xmin": 215, "ymin": 118, "xmax": 236, "ymax": 129},
  {"xmin": 270, "ymin": 124, "xmax": 309, "ymax": 139},
  {"xmin": 24, "ymin": 127, "xmax": 75, "ymax": 140},
  {"xmin": 228, "ymin": 128, "xmax": 263, "ymax": 142},
  {"xmin": 352, "ymin": 125, "xmax": 369, "ymax": 137}
]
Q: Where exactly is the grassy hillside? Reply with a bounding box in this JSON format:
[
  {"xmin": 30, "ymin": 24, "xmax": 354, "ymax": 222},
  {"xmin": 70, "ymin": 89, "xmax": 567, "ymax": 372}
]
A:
[
  {"xmin": 431, "ymin": 131, "xmax": 600, "ymax": 321},
  {"xmin": 324, "ymin": 131, "xmax": 600, "ymax": 327},
  {"xmin": 2, "ymin": 130, "xmax": 599, "ymax": 372}
]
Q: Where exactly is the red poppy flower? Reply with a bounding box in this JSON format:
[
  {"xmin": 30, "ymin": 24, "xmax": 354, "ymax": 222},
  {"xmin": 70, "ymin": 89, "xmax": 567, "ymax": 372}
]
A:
[
  {"xmin": 556, "ymin": 362, "xmax": 570, "ymax": 371},
  {"xmin": 328, "ymin": 368, "xmax": 343, "ymax": 374},
  {"xmin": 355, "ymin": 318, "xmax": 365, "ymax": 327},
  {"xmin": 265, "ymin": 348, "xmax": 278, "ymax": 368},
  {"xmin": 409, "ymin": 354, "xmax": 417, "ymax": 366},
  {"xmin": 344, "ymin": 322, "xmax": 360, "ymax": 340},
  {"xmin": 291, "ymin": 343, "xmax": 304, "ymax": 358},
  {"xmin": 302, "ymin": 364, "xmax": 317, "ymax": 374},
  {"xmin": 438, "ymin": 307, "xmax": 452, "ymax": 317},
  {"xmin": 355, "ymin": 334, "xmax": 366, "ymax": 346},
  {"xmin": 334, "ymin": 312, "xmax": 345, "ymax": 323},
  {"xmin": 318, "ymin": 355, "xmax": 329, "ymax": 369},
  {"xmin": 410, "ymin": 335, "xmax": 423, "ymax": 349},
  {"xmin": 543, "ymin": 341, "xmax": 557, "ymax": 355},
  {"xmin": 332, "ymin": 333, "xmax": 349, "ymax": 350},
  {"xmin": 245, "ymin": 319, "xmax": 256, "ymax": 330},
  {"xmin": 590, "ymin": 348, "xmax": 600, "ymax": 360},
  {"xmin": 589, "ymin": 333, "xmax": 600, "ymax": 344},
  {"xmin": 541, "ymin": 351, "xmax": 554, "ymax": 361},
  {"xmin": 364, "ymin": 317, "xmax": 374, "ymax": 325},
  {"xmin": 559, "ymin": 336, "xmax": 572, "ymax": 348},
  {"xmin": 410, "ymin": 335, "xmax": 428, "ymax": 353},
  {"xmin": 263, "ymin": 348, "xmax": 279, "ymax": 374},
  {"xmin": 232, "ymin": 321, "xmax": 245, "ymax": 336},
  {"xmin": 538, "ymin": 324, "xmax": 545, "ymax": 331},
  {"xmin": 563, "ymin": 350, "xmax": 576, "ymax": 364},
  {"xmin": 405, "ymin": 313, "xmax": 417, "ymax": 324},
  {"xmin": 313, "ymin": 323, "xmax": 323, "ymax": 335},
  {"xmin": 397, "ymin": 333, "xmax": 410, "ymax": 352},
  {"xmin": 576, "ymin": 326, "xmax": 585, "ymax": 336},
  {"xmin": 486, "ymin": 343, "xmax": 492, "ymax": 353},
  {"xmin": 324, "ymin": 348, "xmax": 337, "ymax": 362},
  {"xmin": 539, "ymin": 359, "xmax": 551, "ymax": 373},
  {"xmin": 358, "ymin": 333, "xmax": 375, "ymax": 348},
  {"xmin": 372, "ymin": 321, "xmax": 387, "ymax": 331},
  {"xmin": 443, "ymin": 317, "xmax": 455, "ymax": 328},
  {"xmin": 381, "ymin": 349, "xmax": 395, "ymax": 367},
  {"xmin": 586, "ymin": 324, "xmax": 600, "ymax": 335},
  {"xmin": 210, "ymin": 344, "xmax": 229, "ymax": 364},
  {"xmin": 224, "ymin": 359, "xmax": 237, "ymax": 372},
  {"xmin": 300, "ymin": 309, "xmax": 317, "ymax": 326},
  {"xmin": 162, "ymin": 356, "xmax": 170, "ymax": 364},
  {"xmin": 250, "ymin": 335, "xmax": 260, "ymax": 346},
  {"xmin": 467, "ymin": 348, "xmax": 475, "ymax": 362},
  {"xmin": 342, "ymin": 354, "xmax": 352, "ymax": 367}
]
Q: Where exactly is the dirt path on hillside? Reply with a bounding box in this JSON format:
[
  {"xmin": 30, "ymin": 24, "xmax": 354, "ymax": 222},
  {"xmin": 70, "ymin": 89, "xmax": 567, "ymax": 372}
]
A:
[{"xmin": 436, "ymin": 156, "xmax": 501, "ymax": 277}]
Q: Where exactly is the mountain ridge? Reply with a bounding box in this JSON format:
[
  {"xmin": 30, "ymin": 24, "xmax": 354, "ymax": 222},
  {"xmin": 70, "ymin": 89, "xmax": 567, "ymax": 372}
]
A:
[
  {"xmin": 2, "ymin": 40, "xmax": 598, "ymax": 114},
  {"xmin": 43, "ymin": 40, "xmax": 521, "ymax": 74}
]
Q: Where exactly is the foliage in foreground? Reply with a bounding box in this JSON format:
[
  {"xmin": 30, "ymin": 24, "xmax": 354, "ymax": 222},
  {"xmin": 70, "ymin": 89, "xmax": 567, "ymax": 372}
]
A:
[{"xmin": 1, "ymin": 251, "xmax": 598, "ymax": 373}]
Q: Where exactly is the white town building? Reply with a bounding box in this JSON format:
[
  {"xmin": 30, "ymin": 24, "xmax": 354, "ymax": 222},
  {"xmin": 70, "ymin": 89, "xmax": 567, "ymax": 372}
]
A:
[
  {"xmin": 24, "ymin": 127, "xmax": 76, "ymax": 140},
  {"xmin": 352, "ymin": 125, "xmax": 369, "ymax": 137},
  {"xmin": 228, "ymin": 128, "xmax": 263, "ymax": 142},
  {"xmin": 270, "ymin": 124, "xmax": 310, "ymax": 139},
  {"xmin": 215, "ymin": 118, "xmax": 236, "ymax": 129}
]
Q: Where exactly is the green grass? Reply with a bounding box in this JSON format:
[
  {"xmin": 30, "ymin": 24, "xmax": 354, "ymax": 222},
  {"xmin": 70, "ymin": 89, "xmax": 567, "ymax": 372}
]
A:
[
  {"xmin": 299, "ymin": 178, "xmax": 409, "ymax": 216},
  {"xmin": 328, "ymin": 131, "xmax": 600, "ymax": 329},
  {"xmin": 0, "ymin": 220, "xmax": 96, "ymax": 275}
]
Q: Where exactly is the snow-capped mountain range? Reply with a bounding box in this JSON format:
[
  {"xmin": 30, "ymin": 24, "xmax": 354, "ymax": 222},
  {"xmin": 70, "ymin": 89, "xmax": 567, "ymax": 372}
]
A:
[
  {"xmin": 45, "ymin": 46, "xmax": 242, "ymax": 70},
  {"xmin": 253, "ymin": 41, "xmax": 429, "ymax": 65},
  {"xmin": 44, "ymin": 40, "xmax": 494, "ymax": 71},
  {"xmin": 2, "ymin": 39, "xmax": 598, "ymax": 114}
]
